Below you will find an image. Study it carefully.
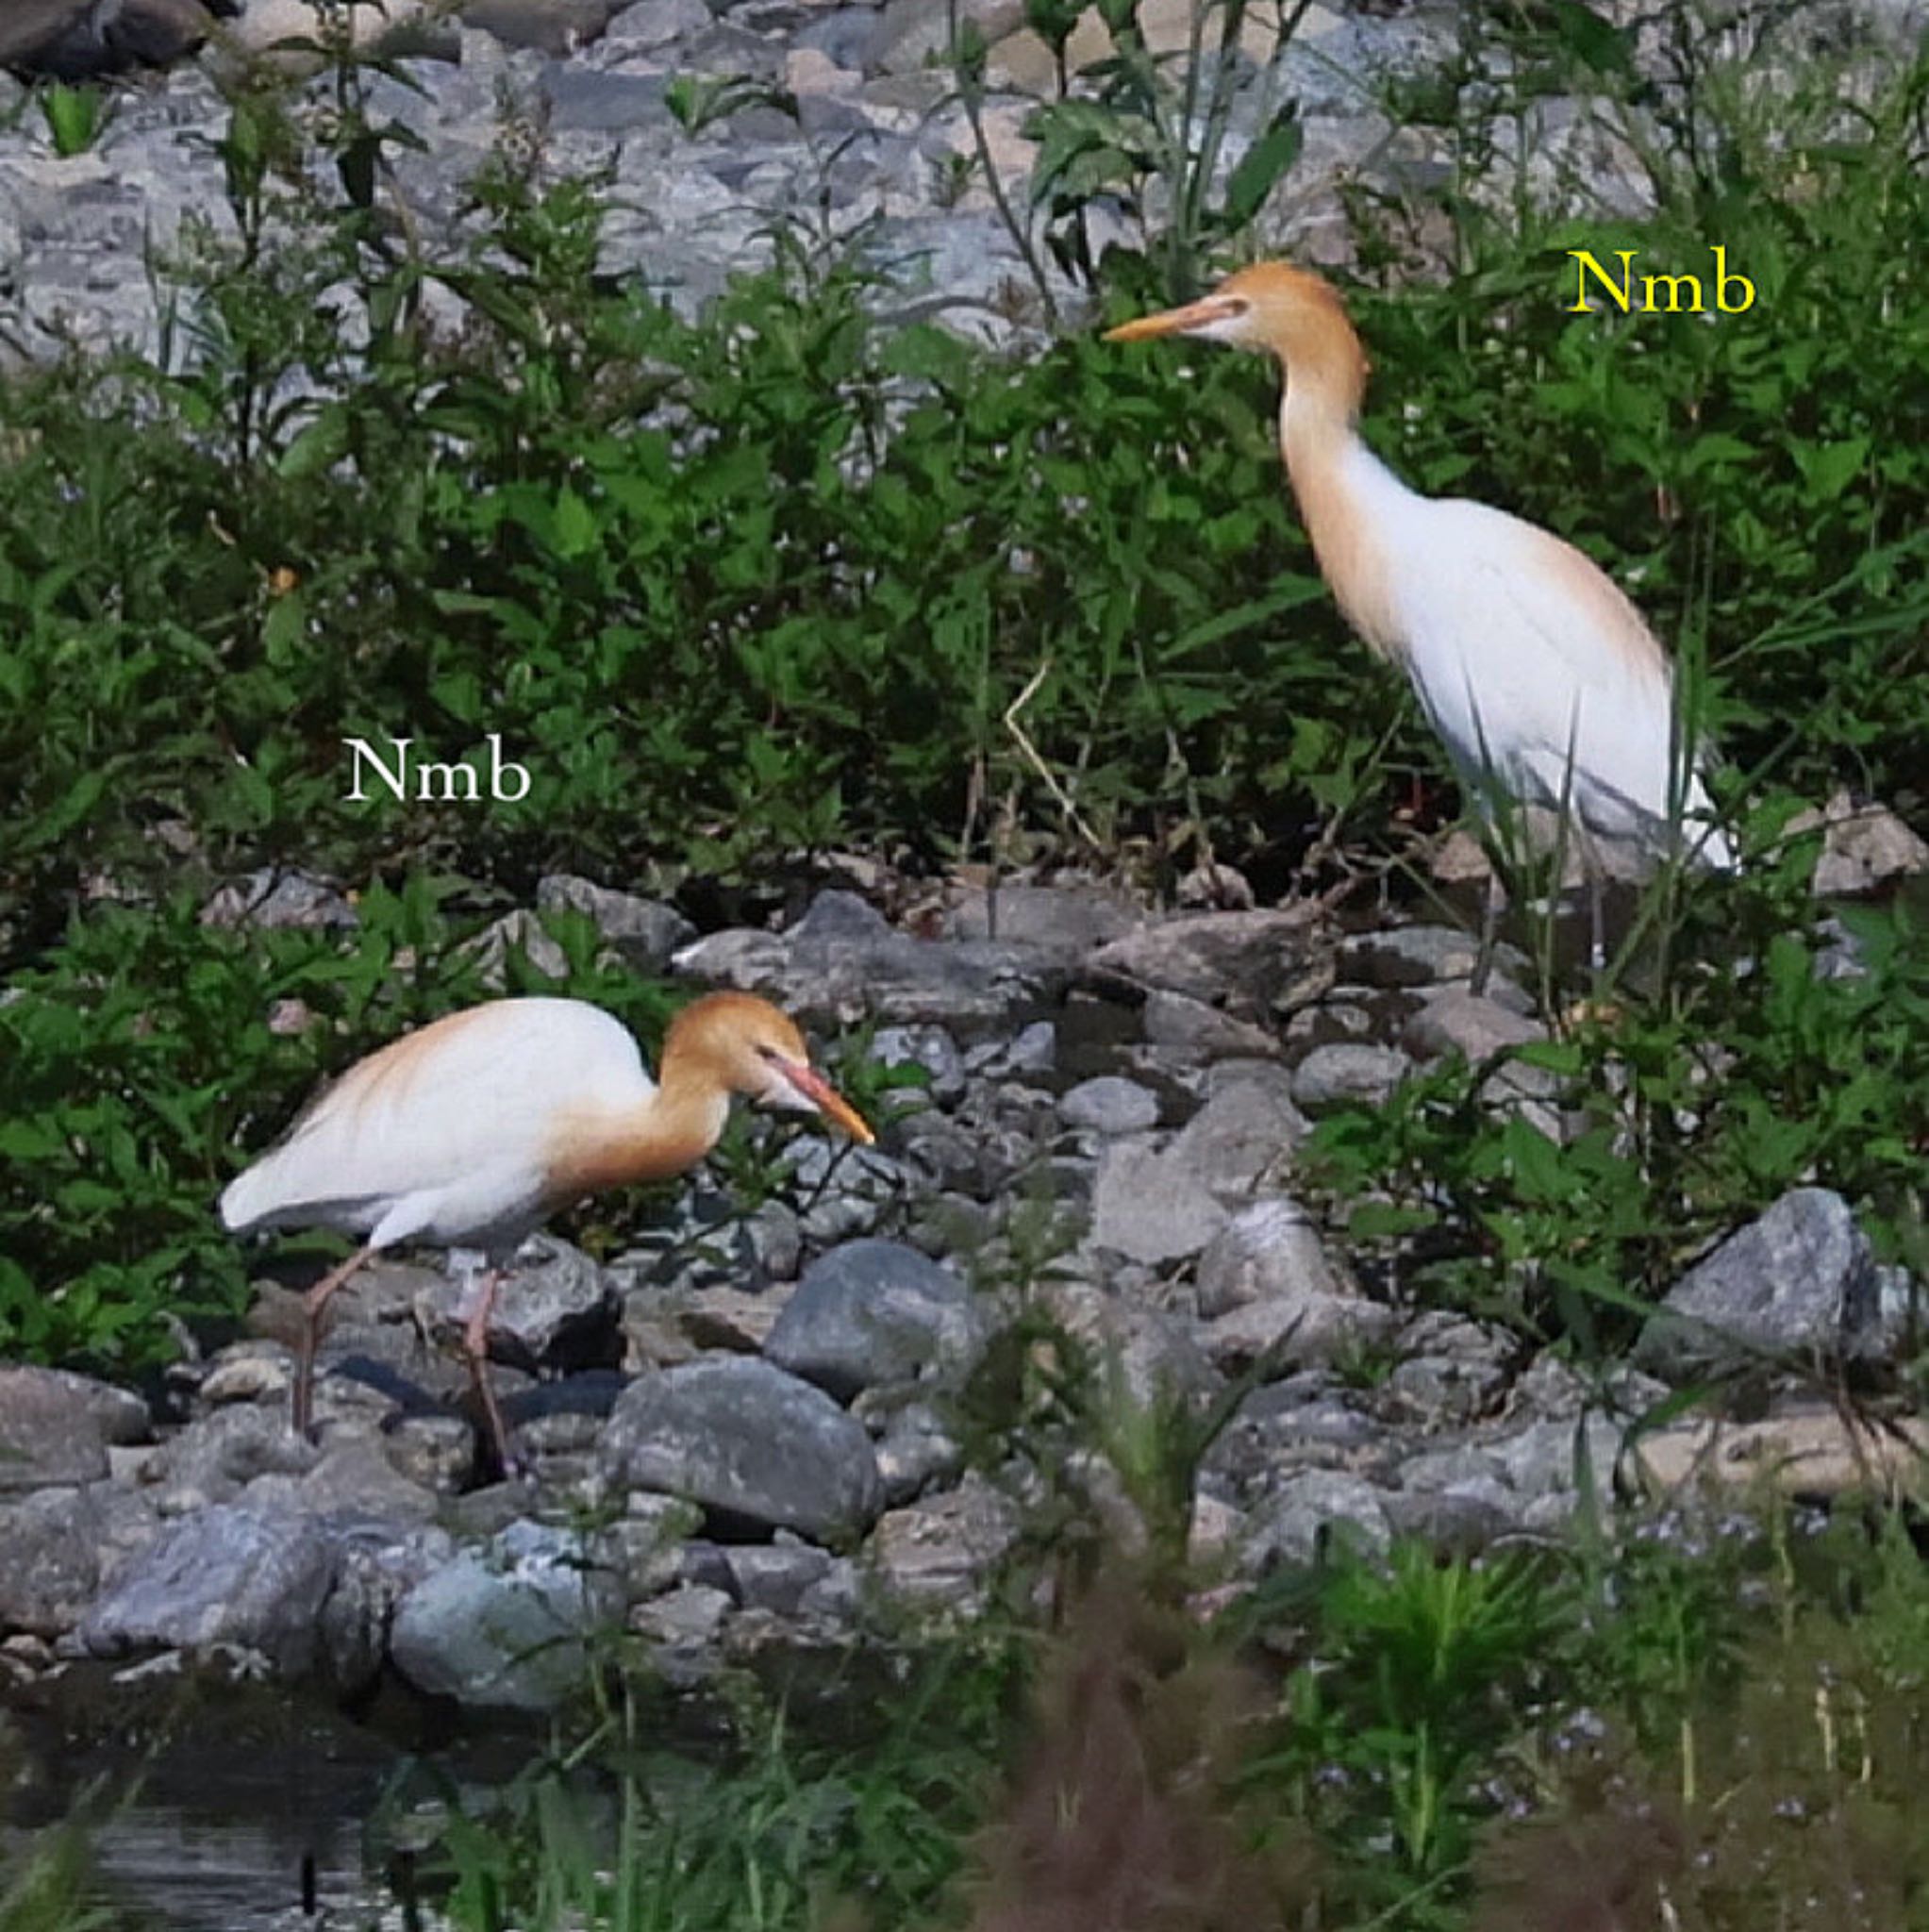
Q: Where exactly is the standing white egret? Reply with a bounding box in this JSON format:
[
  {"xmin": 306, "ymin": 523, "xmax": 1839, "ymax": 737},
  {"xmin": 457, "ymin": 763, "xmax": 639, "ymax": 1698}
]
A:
[{"xmin": 1106, "ymin": 261, "xmax": 1733, "ymax": 979}]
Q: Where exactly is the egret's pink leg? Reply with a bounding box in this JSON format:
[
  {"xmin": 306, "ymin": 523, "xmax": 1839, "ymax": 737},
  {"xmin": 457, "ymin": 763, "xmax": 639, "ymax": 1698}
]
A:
[
  {"xmin": 460, "ymin": 1269, "xmax": 515, "ymax": 1476},
  {"xmin": 292, "ymin": 1243, "xmax": 378, "ymax": 1438},
  {"xmin": 1471, "ymin": 868, "xmax": 1506, "ymax": 997}
]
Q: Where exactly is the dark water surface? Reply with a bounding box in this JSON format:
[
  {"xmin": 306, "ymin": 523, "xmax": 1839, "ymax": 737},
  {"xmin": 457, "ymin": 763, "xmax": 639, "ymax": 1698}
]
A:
[{"xmin": 4, "ymin": 1669, "xmax": 504, "ymax": 1930}]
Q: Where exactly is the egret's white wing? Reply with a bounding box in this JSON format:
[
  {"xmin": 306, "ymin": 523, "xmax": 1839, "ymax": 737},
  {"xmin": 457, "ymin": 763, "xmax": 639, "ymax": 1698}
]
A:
[
  {"xmin": 1397, "ymin": 501, "xmax": 1722, "ymax": 852},
  {"xmin": 221, "ymin": 996, "xmax": 652, "ymax": 1234}
]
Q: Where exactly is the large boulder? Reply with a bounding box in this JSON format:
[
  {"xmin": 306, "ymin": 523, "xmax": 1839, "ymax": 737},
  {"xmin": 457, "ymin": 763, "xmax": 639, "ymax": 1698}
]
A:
[
  {"xmin": 2, "ymin": 0, "xmax": 237, "ymax": 77},
  {"xmin": 76, "ymin": 1502, "xmax": 338, "ymax": 1674},
  {"xmin": 390, "ymin": 1519, "xmax": 620, "ymax": 1709},
  {"xmin": 600, "ymin": 1357, "xmax": 882, "ymax": 1543},
  {"xmin": 764, "ymin": 1239, "xmax": 988, "ymax": 1400},
  {"xmin": 1636, "ymin": 1188, "xmax": 1883, "ymax": 1379}
]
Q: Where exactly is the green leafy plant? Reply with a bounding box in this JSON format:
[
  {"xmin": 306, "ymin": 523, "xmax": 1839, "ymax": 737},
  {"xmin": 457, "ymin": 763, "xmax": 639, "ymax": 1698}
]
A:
[
  {"xmin": 664, "ymin": 72, "xmax": 797, "ymax": 135},
  {"xmin": 949, "ymin": 0, "xmax": 1313, "ymax": 308},
  {"xmin": 33, "ymin": 82, "xmax": 114, "ymax": 158}
]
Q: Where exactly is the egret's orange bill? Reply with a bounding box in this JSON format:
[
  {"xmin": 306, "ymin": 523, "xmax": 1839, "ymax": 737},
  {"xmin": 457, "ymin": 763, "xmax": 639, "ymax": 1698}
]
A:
[
  {"xmin": 1103, "ymin": 293, "xmax": 1243, "ymax": 341},
  {"xmin": 790, "ymin": 1064, "xmax": 876, "ymax": 1145}
]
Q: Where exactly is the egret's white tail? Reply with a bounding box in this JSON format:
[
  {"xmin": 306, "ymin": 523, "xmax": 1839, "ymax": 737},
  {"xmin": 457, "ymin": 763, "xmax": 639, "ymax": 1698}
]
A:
[{"xmin": 219, "ymin": 1157, "xmax": 283, "ymax": 1233}]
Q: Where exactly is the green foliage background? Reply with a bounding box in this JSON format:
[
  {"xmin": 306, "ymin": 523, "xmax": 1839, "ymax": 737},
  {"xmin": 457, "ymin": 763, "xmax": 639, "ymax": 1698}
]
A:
[{"xmin": 1, "ymin": 3, "xmax": 1925, "ymax": 1369}]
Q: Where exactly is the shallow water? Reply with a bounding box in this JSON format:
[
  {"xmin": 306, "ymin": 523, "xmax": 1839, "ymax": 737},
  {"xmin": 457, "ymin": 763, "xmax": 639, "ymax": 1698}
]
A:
[{"xmin": 5, "ymin": 1674, "xmax": 445, "ymax": 1930}]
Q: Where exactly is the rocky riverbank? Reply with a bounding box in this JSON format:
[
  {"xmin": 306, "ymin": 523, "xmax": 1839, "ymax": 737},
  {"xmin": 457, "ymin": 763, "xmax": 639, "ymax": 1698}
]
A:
[
  {"xmin": 3, "ymin": 855, "xmax": 1924, "ymax": 1711},
  {"xmin": 1, "ymin": 0, "xmax": 1455, "ymax": 367}
]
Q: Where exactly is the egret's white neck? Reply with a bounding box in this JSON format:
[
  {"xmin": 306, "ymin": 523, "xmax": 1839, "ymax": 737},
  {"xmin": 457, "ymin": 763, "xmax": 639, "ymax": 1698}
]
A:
[{"xmin": 1275, "ymin": 380, "xmax": 1418, "ymax": 663}]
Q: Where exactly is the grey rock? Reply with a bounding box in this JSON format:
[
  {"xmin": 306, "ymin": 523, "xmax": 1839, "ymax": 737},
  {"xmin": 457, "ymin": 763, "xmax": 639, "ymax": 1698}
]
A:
[
  {"xmin": 1403, "ymin": 988, "xmax": 1547, "ymax": 1062},
  {"xmin": 0, "ymin": 1491, "xmax": 104, "ymax": 1635},
  {"xmin": 673, "ymin": 890, "xmax": 1067, "ymax": 1033},
  {"xmin": 1284, "ymin": 998, "xmax": 1376, "ymax": 1050},
  {"xmin": 318, "ymin": 1520, "xmax": 455, "ymax": 1696},
  {"xmin": 144, "ymin": 1404, "xmax": 317, "ymax": 1511},
  {"xmin": 1171, "ymin": 1077, "xmax": 1309, "ymax": 1191},
  {"xmin": 1636, "ymin": 1187, "xmax": 1881, "ymax": 1378},
  {"xmin": 631, "ymin": 1580, "xmax": 733, "ymax": 1651},
  {"xmin": 1804, "ymin": 792, "xmax": 1929, "ymax": 897},
  {"xmin": 0, "ymin": 1485, "xmax": 158, "ymax": 1637},
  {"xmin": 1247, "ymin": 1471, "xmax": 1393, "ymax": 1569},
  {"xmin": 78, "ymin": 1503, "xmax": 338, "ymax": 1675},
  {"xmin": 1385, "ymin": 1313, "xmax": 1512, "ymax": 1424},
  {"xmin": 459, "ymin": 908, "xmax": 569, "ymax": 987},
  {"xmin": 780, "ymin": 1136, "xmax": 910, "ymax": 1246},
  {"xmin": 1214, "ymin": 1394, "xmax": 1378, "ymax": 1486},
  {"xmin": 1400, "ymin": 1445, "xmax": 1511, "ymax": 1491},
  {"xmin": 963, "ymin": 1018, "xmax": 1056, "ymax": 1079},
  {"xmin": 1382, "ymin": 1481, "xmax": 1516, "ymax": 1555},
  {"xmin": 1874, "ymin": 1265, "xmax": 1925, "ymax": 1360},
  {"xmin": 540, "ymin": 54, "xmax": 673, "ymax": 123},
  {"xmin": 1141, "ymin": 990, "xmax": 1281, "ymax": 1059},
  {"xmin": 1488, "ymin": 1415, "xmax": 1621, "ymax": 1512},
  {"xmin": 1058, "ymin": 1075, "xmax": 1160, "ymax": 1136},
  {"xmin": 200, "ymin": 868, "xmax": 358, "ymax": 931},
  {"xmin": 866, "ymin": 1474, "xmax": 1017, "ymax": 1612},
  {"xmin": 288, "ymin": 1437, "xmax": 441, "ymax": 1523},
  {"xmin": 873, "ymin": 1398, "xmax": 963, "ymax": 1503},
  {"xmin": 1084, "ymin": 905, "xmax": 1333, "ymax": 1015},
  {"xmin": 512, "ymin": 1405, "xmax": 607, "ymax": 1489},
  {"xmin": 466, "ymin": 0, "xmax": 629, "ymax": 53},
  {"xmin": 673, "ymin": 1282, "xmax": 785, "ymax": 1352},
  {"xmin": 746, "ymin": 1198, "xmax": 806, "ymax": 1280},
  {"xmin": 535, "ymin": 874, "xmax": 695, "ymax": 970},
  {"xmin": 391, "ymin": 1519, "xmax": 622, "ymax": 1709},
  {"xmin": 873, "ymin": 0, "xmax": 1019, "ymax": 75},
  {"xmin": 1336, "ymin": 924, "xmax": 1525, "ymax": 991},
  {"xmin": 1199, "ymin": 1292, "xmax": 1397, "ymax": 1374},
  {"xmin": 945, "ymin": 882, "xmax": 1139, "ymax": 958},
  {"xmin": 1506, "ymin": 1351, "xmax": 1667, "ymax": 1424},
  {"xmin": 723, "ymin": 1542, "xmax": 833, "ymax": 1615},
  {"xmin": 1089, "ymin": 1135, "xmax": 1226, "ymax": 1265},
  {"xmin": 1194, "ymin": 1197, "xmax": 1349, "ymax": 1319},
  {"xmin": 1089, "ymin": 1078, "xmax": 1306, "ymax": 1266},
  {"xmin": 797, "ymin": 1554, "xmax": 864, "ymax": 1624},
  {"xmin": 418, "ymin": 1236, "xmax": 622, "ymax": 1373},
  {"xmin": 0, "ymin": 1366, "xmax": 149, "ymax": 1491},
  {"xmin": 1042, "ymin": 1278, "xmax": 1220, "ymax": 1411},
  {"xmin": 2, "ymin": 0, "xmax": 229, "ymax": 77},
  {"xmin": 904, "ymin": 1191, "xmax": 997, "ymax": 1258},
  {"xmin": 601, "ymin": 1357, "xmax": 882, "ymax": 1541},
  {"xmin": 1289, "ymin": 1041, "xmax": 1411, "ymax": 1113},
  {"xmin": 600, "ymin": 1492, "xmax": 700, "ymax": 1600},
  {"xmin": 870, "ymin": 1022, "xmax": 967, "ymax": 1107},
  {"xmin": 793, "ymin": 7, "xmax": 887, "ymax": 71},
  {"xmin": 602, "ymin": 0, "xmax": 710, "ymax": 51},
  {"xmin": 765, "ymin": 1238, "xmax": 987, "ymax": 1400},
  {"xmin": 898, "ymin": 1114, "xmax": 995, "ymax": 1195}
]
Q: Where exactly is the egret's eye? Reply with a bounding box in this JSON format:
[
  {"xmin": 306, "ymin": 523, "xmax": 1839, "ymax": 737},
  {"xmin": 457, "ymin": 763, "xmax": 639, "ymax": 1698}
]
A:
[{"xmin": 755, "ymin": 1042, "xmax": 784, "ymax": 1062}]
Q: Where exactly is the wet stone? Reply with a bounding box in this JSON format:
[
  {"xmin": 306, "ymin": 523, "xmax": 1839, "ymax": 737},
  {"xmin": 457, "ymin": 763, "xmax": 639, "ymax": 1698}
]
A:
[
  {"xmin": 765, "ymin": 1239, "xmax": 988, "ymax": 1401},
  {"xmin": 1289, "ymin": 1041, "xmax": 1411, "ymax": 1113},
  {"xmin": 600, "ymin": 1357, "xmax": 883, "ymax": 1543}
]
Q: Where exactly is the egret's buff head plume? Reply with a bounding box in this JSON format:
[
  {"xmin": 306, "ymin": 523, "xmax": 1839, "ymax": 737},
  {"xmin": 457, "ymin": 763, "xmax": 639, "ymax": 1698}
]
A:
[
  {"xmin": 1105, "ymin": 259, "xmax": 1371, "ymax": 401},
  {"xmin": 663, "ymin": 991, "xmax": 874, "ymax": 1143}
]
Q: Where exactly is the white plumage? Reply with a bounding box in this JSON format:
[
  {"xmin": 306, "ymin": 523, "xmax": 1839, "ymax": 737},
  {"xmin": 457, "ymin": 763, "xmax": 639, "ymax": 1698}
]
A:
[{"xmin": 221, "ymin": 997, "xmax": 660, "ymax": 1253}]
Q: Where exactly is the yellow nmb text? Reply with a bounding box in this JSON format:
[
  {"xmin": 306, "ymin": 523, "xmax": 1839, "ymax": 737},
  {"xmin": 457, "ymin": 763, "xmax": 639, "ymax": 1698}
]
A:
[{"xmin": 1567, "ymin": 245, "xmax": 1757, "ymax": 314}]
